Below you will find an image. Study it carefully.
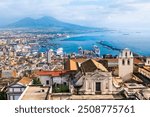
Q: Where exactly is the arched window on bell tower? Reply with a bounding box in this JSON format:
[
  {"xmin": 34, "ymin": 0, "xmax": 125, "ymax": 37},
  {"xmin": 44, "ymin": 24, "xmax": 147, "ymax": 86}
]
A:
[
  {"xmin": 125, "ymin": 52, "xmax": 128, "ymax": 57},
  {"xmin": 128, "ymin": 59, "xmax": 130, "ymax": 65},
  {"xmin": 122, "ymin": 59, "xmax": 125, "ymax": 65}
]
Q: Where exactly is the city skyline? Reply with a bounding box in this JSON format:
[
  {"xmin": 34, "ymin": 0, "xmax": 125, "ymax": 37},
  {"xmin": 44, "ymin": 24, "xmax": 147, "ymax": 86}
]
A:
[{"xmin": 0, "ymin": 0, "xmax": 150, "ymax": 30}]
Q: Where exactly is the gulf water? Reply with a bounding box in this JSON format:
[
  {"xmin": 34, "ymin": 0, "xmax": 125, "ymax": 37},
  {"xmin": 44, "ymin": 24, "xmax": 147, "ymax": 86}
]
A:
[{"xmin": 40, "ymin": 30, "xmax": 150, "ymax": 56}]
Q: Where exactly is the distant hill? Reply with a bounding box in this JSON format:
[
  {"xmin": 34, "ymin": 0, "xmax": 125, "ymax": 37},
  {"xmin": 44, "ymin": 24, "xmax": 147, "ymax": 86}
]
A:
[{"xmin": 5, "ymin": 16, "xmax": 102, "ymax": 31}]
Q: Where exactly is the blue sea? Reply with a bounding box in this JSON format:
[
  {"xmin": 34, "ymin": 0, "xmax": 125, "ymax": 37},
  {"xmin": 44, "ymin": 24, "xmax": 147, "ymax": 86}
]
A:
[{"xmin": 39, "ymin": 30, "xmax": 150, "ymax": 56}]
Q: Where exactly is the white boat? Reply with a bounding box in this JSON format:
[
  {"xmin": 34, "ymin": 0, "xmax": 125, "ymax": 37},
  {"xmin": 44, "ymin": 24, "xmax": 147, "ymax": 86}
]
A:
[
  {"xmin": 78, "ymin": 46, "xmax": 83, "ymax": 55},
  {"xmin": 93, "ymin": 45, "xmax": 100, "ymax": 56}
]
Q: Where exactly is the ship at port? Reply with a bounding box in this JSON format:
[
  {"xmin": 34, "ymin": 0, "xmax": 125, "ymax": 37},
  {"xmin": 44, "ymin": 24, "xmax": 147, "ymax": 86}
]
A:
[
  {"xmin": 78, "ymin": 46, "xmax": 84, "ymax": 56},
  {"xmin": 93, "ymin": 45, "xmax": 100, "ymax": 57},
  {"xmin": 78, "ymin": 45, "xmax": 100, "ymax": 57}
]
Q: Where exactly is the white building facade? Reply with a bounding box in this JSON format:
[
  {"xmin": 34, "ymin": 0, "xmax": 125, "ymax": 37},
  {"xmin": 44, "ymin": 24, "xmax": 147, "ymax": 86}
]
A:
[
  {"xmin": 145, "ymin": 57, "xmax": 150, "ymax": 66},
  {"xmin": 75, "ymin": 70, "xmax": 113, "ymax": 95},
  {"xmin": 7, "ymin": 83, "xmax": 26, "ymax": 100}
]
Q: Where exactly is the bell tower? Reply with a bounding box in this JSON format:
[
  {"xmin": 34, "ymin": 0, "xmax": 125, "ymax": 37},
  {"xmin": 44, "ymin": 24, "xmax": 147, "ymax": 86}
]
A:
[{"xmin": 118, "ymin": 48, "xmax": 133, "ymax": 81}]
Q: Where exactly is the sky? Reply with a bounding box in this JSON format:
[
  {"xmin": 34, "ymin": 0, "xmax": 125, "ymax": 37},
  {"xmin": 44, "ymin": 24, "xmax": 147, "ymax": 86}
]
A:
[{"xmin": 0, "ymin": 0, "xmax": 150, "ymax": 29}]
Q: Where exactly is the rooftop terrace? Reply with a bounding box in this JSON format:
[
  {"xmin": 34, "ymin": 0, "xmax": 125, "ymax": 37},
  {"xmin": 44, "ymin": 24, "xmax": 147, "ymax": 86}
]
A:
[{"xmin": 19, "ymin": 85, "xmax": 49, "ymax": 100}]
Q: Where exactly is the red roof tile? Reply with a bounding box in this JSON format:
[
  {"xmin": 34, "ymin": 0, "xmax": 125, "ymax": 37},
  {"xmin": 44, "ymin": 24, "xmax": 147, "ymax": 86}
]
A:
[
  {"xmin": 134, "ymin": 58, "xmax": 144, "ymax": 64},
  {"xmin": 36, "ymin": 71, "xmax": 69, "ymax": 77}
]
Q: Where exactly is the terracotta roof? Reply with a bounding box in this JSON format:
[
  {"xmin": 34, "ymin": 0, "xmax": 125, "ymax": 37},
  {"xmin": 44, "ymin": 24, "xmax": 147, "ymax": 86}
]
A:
[
  {"xmin": 103, "ymin": 59, "xmax": 118, "ymax": 63},
  {"xmin": 134, "ymin": 58, "xmax": 144, "ymax": 64},
  {"xmin": 65, "ymin": 59, "xmax": 78, "ymax": 71},
  {"xmin": 69, "ymin": 60, "xmax": 78, "ymax": 71},
  {"xmin": 93, "ymin": 58, "xmax": 101, "ymax": 61},
  {"xmin": 102, "ymin": 58, "xmax": 144, "ymax": 64},
  {"xmin": 81, "ymin": 59, "xmax": 108, "ymax": 72},
  {"xmin": 36, "ymin": 70, "xmax": 69, "ymax": 77},
  {"xmin": 18, "ymin": 77, "xmax": 32, "ymax": 86},
  {"xmin": 71, "ymin": 58, "xmax": 87, "ymax": 63},
  {"xmin": 65, "ymin": 58, "xmax": 88, "ymax": 71},
  {"xmin": 91, "ymin": 59, "xmax": 108, "ymax": 72},
  {"xmin": 143, "ymin": 66, "xmax": 150, "ymax": 72}
]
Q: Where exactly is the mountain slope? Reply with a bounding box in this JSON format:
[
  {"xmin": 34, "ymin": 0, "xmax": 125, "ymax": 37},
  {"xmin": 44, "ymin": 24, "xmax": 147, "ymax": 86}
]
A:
[{"xmin": 6, "ymin": 16, "xmax": 100, "ymax": 30}]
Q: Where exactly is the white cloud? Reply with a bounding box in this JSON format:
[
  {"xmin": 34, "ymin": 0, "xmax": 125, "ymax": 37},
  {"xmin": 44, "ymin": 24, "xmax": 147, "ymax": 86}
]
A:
[{"xmin": 0, "ymin": 0, "xmax": 150, "ymax": 29}]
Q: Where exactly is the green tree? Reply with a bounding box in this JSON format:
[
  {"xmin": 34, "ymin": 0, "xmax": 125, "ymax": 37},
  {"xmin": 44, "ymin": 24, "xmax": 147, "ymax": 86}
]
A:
[
  {"xmin": 32, "ymin": 78, "xmax": 42, "ymax": 85},
  {"xmin": 0, "ymin": 92, "xmax": 7, "ymax": 100}
]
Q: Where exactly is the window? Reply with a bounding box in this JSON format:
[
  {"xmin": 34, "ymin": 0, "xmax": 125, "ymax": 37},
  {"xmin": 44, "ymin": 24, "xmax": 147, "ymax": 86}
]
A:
[
  {"xmin": 56, "ymin": 84, "xmax": 59, "ymax": 87},
  {"xmin": 96, "ymin": 82, "xmax": 101, "ymax": 91},
  {"xmin": 10, "ymin": 96, "xmax": 13, "ymax": 100},
  {"xmin": 46, "ymin": 80, "xmax": 49, "ymax": 85},
  {"xmin": 21, "ymin": 88, "xmax": 25, "ymax": 92},
  {"xmin": 128, "ymin": 59, "xmax": 130, "ymax": 65},
  {"xmin": 9, "ymin": 88, "xmax": 13, "ymax": 92},
  {"xmin": 63, "ymin": 82, "xmax": 67, "ymax": 85},
  {"xmin": 125, "ymin": 52, "xmax": 128, "ymax": 57},
  {"xmin": 14, "ymin": 88, "xmax": 21, "ymax": 92},
  {"xmin": 122, "ymin": 59, "xmax": 125, "ymax": 65},
  {"xmin": 14, "ymin": 95, "xmax": 20, "ymax": 100}
]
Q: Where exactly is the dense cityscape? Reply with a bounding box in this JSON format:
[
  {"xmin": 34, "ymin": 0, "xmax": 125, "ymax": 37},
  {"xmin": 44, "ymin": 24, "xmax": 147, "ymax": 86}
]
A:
[
  {"xmin": 1, "ymin": 1, "xmax": 150, "ymax": 117},
  {"xmin": 0, "ymin": 28, "xmax": 150, "ymax": 100}
]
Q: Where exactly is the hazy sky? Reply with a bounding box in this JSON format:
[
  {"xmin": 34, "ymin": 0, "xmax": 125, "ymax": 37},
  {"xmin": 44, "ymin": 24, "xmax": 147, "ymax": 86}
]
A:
[{"xmin": 0, "ymin": 0, "xmax": 150, "ymax": 29}]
